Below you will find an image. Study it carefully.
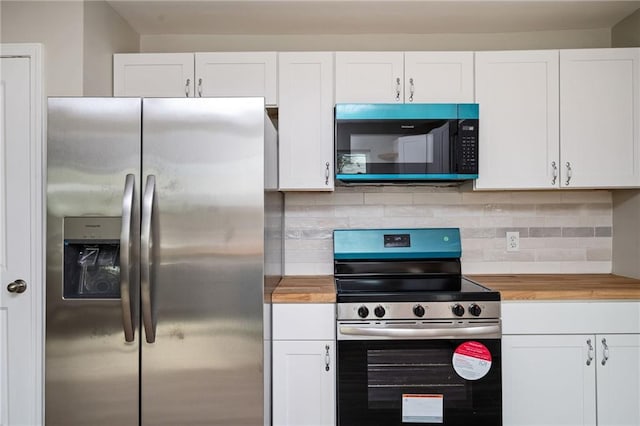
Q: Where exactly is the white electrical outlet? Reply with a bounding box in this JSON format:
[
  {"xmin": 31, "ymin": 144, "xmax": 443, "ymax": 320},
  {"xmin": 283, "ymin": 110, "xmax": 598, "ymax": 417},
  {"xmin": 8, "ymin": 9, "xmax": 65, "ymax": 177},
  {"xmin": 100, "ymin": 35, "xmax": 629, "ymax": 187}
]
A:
[{"xmin": 506, "ymin": 231, "xmax": 520, "ymax": 252}]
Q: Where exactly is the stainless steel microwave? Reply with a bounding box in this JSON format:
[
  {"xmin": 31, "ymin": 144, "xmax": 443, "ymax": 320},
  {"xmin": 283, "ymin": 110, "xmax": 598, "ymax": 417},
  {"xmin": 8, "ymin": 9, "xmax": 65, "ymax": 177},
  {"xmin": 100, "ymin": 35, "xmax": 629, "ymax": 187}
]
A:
[{"xmin": 335, "ymin": 103, "xmax": 479, "ymax": 183}]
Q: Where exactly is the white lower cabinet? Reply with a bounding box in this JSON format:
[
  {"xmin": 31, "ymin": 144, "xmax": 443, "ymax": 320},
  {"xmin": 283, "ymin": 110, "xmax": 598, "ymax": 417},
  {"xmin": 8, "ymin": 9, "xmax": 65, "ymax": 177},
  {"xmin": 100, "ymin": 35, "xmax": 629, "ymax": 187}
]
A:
[
  {"xmin": 272, "ymin": 303, "xmax": 336, "ymax": 426},
  {"xmin": 272, "ymin": 340, "xmax": 335, "ymax": 426},
  {"xmin": 502, "ymin": 302, "xmax": 640, "ymax": 426}
]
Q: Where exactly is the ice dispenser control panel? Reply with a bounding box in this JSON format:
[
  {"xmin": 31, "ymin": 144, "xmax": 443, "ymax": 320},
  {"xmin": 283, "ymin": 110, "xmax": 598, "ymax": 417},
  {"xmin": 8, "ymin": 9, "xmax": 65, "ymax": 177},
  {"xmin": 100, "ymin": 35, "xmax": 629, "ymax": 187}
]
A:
[{"xmin": 63, "ymin": 217, "xmax": 121, "ymax": 299}]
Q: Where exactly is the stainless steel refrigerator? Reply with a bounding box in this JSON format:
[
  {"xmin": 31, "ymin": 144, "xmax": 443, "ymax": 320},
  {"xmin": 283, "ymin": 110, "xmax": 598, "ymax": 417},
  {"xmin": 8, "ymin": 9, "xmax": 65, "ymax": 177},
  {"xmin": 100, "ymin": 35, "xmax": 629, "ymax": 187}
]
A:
[{"xmin": 46, "ymin": 97, "xmax": 282, "ymax": 425}]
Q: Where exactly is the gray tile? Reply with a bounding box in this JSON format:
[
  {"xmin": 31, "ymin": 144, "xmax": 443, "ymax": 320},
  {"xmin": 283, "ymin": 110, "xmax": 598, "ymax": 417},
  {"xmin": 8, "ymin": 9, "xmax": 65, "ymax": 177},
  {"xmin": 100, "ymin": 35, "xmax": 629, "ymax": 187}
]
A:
[
  {"xmin": 530, "ymin": 227, "xmax": 561, "ymax": 238},
  {"xmin": 496, "ymin": 227, "xmax": 530, "ymax": 238},
  {"xmin": 562, "ymin": 227, "xmax": 595, "ymax": 238},
  {"xmin": 595, "ymin": 226, "xmax": 612, "ymax": 237}
]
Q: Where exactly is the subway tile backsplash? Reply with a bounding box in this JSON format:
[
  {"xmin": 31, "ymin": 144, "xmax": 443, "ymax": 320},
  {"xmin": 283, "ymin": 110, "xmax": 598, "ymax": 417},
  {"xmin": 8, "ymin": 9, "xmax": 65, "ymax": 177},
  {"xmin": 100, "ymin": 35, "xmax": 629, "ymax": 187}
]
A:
[{"xmin": 284, "ymin": 186, "xmax": 613, "ymax": 275}]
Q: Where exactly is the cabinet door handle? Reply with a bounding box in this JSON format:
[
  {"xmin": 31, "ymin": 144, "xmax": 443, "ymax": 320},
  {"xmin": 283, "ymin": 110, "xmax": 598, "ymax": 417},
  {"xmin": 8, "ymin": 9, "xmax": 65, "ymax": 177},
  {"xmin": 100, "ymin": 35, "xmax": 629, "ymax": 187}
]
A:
[
  {"xmin": 395, "ymin": 77, "xmax": 401, "ymax": 102},
  {"xmin": 324, "ymin": 345, "xmax": 331, "ymax": 371},
  {"xmin": 408, "ymin": 78, "xmax": 414, "ymax": 103},
  {"xmin": 185, "ymin": 78, "xmax": 191, "ymax": 97},
  {"xmin": 565, "ymin": 162, "xmax": 572, "ymax": 186},
  {"xmin": 586, "ymin": 338, "xmax": 594, "ymax": 366},
  {"xmin": 601, "ymin": 338, "xmax": 609, "ymax": 366},
  {"xmin": 551, "ymin": 161, "xmax": 558, "ymax": 185},
  {"xmin": 324, "ymin": 162, "xmax": 330, "ymax": 186},
  {"xmin": 197, "ymin": 78, "xmax": 203, "ymax": 97}
]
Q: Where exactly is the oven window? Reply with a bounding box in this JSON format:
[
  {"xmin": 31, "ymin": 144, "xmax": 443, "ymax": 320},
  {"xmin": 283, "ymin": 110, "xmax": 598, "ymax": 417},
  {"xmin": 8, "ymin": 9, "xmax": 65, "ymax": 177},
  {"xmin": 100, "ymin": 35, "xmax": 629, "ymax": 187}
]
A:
[
  {"xmin": 335, "ymin": 120, "xmax": 454, "ymax": 175},
  {"xmin": 367, "ymin": 348, "xmax": 468, "ymax": 410},
  {"xmin": 338, "ymin": 339, "xmax": 502, "ymax": 425}
]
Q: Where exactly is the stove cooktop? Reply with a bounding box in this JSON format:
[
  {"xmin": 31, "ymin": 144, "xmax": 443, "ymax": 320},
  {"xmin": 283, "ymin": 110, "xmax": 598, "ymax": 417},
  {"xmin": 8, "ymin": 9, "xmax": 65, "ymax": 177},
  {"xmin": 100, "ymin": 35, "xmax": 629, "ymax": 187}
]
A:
[{"xmin": 335, "ymin": 276, "xmax": 500, "ymax": 303}]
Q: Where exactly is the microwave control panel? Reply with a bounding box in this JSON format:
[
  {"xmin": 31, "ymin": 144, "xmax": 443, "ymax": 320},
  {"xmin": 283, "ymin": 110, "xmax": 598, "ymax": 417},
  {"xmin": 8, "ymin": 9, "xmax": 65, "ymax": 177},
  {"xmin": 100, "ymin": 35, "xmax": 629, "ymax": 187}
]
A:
[{"xmin": 458, "ymin": 119, "xmax": 478, "ymax": 174}]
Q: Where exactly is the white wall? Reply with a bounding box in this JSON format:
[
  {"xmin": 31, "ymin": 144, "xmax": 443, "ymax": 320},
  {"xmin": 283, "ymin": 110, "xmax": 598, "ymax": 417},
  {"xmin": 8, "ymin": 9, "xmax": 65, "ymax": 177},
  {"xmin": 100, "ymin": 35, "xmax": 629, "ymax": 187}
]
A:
[
  {"xmin": 1, "ymin": 0, "xmax": 139, "ymax": 96},
  {"xmin": 610, "ymin": 8, "xmax": 640, "ymax": 279},
  {"xmin": 612, "ymin": 7, "xmax": 640, "ymax": 47},
  {"xmin": 83, "ymin": 1, "xmax": 139, "ymax": 96},
  {"xmin": 1, "ymin": 1, "xmax": 84, "ymax": 96},
  {"xmin": 140, "ymin": 28, "xmax": 611, "ymax": 52}
]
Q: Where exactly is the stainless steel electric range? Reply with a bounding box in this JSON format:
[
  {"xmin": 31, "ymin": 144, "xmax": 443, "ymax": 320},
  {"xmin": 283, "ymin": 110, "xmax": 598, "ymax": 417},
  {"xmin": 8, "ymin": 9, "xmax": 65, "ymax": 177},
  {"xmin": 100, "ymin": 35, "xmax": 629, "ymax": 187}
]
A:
[{"xmin": 334, "ymin": 228, "xmax": 502, "ymax": 426}]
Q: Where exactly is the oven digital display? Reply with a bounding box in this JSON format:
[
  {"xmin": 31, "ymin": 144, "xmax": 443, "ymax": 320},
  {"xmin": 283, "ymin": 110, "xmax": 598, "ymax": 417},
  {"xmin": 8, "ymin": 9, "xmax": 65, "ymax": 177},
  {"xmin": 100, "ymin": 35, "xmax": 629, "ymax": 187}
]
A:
[{"xmin": 384, "ymin": 234, "xmax": 411, "ymax": 248}]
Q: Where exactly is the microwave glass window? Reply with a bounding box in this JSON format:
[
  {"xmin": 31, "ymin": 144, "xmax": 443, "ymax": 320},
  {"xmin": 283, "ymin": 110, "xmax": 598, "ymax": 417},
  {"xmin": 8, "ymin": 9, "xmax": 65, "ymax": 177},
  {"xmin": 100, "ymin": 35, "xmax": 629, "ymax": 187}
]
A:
[{"xmin": 336, "ymin": 120, "xmax": 452, "ymax": 175}]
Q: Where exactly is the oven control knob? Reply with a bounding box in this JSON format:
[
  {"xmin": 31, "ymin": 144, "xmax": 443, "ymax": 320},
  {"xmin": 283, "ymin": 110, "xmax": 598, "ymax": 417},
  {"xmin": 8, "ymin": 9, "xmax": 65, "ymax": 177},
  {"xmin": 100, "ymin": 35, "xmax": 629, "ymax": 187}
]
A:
[
  {"xmin": 357, "ymin": 306, "xmax": 369, "ymax": 318},
  {"xmin": 413, "ymin": 304, "xmax": 425, "ymax": 317},
  {"xmin": 452, "ymin": 304, "xmax": 465, "ymax": 317},
  {"xmin": 469, "ymin": 303, "xmax": 482, "ymax": 317},
  {"xmin": 374, "ymin": 305, "xmax": 386, "ymax": 318}
]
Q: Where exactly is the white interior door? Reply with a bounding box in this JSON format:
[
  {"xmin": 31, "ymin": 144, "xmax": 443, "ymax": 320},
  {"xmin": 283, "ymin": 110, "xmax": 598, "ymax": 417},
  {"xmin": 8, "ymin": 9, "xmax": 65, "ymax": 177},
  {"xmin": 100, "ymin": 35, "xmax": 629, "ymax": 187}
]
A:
[{"xmin": 0, "ymin": 45, "xmax": 44, "ymax": 426}]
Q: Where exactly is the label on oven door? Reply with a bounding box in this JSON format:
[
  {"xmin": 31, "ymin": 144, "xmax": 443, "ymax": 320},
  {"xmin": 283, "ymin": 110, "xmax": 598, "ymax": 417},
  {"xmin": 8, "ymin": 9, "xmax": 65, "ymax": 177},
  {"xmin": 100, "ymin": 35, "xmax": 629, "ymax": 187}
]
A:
[
  {"xmin": 402, "ymin": 394, "xmax": 443, "ymax": 423},
  {"xmin": 452, "ymin": 341, "xmax": 492, "ymax": 380}
]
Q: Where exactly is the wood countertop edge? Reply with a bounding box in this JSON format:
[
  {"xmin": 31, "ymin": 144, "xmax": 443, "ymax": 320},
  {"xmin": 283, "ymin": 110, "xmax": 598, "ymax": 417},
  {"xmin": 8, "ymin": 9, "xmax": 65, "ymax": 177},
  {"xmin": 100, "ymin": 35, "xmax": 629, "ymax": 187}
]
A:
[
  {"xmin": 272, "ymin": 274, "xmax": 640, "ymax": 303},
  {"xmin": 272, "ymin": 275, "xmax": 336, "ymax": 303}
]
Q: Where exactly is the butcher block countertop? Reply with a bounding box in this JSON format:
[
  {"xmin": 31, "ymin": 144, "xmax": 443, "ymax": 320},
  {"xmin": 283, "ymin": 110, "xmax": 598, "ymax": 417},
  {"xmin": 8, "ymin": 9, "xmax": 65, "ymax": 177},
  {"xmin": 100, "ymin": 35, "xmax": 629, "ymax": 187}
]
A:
[
  {"xmin": 273, "ymin": 274, "xmax": 640, "ymax": 303},
  {"xmin": 273, "ymin": 276, "xmax": 336, "ymax": 303},
  {"xmin": 469, "ymin": 274, "xmax": 640, "ymax": 301}
]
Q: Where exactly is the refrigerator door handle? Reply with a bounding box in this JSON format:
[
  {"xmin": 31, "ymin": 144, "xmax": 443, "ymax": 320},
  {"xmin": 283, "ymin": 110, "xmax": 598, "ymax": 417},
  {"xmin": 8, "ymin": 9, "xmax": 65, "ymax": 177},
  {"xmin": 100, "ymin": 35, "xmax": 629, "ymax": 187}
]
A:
[
  {"xmin": 120, "ymin": 174, "xmax": 136, "ymax": 342},
  {"xmin": 141, "ymin": 174, "xmax": 157, "ymax": 343}
]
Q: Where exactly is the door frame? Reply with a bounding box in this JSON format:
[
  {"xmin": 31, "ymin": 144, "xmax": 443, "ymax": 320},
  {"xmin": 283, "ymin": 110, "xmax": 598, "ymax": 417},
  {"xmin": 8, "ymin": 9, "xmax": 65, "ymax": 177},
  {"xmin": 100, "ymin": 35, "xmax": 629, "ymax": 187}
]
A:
[{"xmin": 0, "ymin": 43, "xmax": 45, "ymax": 425}]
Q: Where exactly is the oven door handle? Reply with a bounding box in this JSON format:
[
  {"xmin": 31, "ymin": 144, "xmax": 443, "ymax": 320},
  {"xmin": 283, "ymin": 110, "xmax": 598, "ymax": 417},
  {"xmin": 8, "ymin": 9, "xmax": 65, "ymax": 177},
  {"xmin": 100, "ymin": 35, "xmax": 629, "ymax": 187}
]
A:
[{"xmin": 338, "ymin": 324, "xmax": 501, "ymax": 339}]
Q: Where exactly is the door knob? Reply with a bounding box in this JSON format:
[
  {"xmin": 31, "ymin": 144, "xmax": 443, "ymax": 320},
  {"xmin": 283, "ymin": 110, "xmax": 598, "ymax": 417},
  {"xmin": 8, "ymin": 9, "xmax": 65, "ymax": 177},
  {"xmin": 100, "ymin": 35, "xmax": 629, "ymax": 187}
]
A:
[{"xmin": 7, "ymin": 279, "xmax": 27, "ymax": 294}]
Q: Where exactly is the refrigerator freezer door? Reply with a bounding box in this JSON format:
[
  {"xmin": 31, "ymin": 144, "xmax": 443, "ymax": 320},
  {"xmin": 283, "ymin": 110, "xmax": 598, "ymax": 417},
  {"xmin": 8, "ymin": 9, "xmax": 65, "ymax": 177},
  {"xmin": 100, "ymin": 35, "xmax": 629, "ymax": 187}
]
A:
[
  {"xmin": 46, "ymin": 98, "xmax": 141, "ymax": 426},
  {"xmin": 140, "ymin": 98, "xmax": 266, "ymax": 425}
]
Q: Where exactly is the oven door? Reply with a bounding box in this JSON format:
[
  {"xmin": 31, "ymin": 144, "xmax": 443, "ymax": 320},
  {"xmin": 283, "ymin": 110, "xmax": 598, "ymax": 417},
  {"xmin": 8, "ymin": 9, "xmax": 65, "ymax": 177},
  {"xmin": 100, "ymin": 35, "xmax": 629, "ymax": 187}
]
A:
[{"xmin": 337, "ymin": 321, "xmax": 502, "ymax": 425}]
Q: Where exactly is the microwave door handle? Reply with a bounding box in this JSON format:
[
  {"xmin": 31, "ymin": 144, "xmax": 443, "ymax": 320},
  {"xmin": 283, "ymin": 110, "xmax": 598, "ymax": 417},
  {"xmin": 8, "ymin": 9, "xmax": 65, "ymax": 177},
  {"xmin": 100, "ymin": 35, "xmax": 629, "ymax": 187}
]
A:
[
  {"xmin": 339, "ymin": 324, "xmax": 501, "ymax": 339},
  {"xmin": 141, "ymin": 175, "xmax": 156, "ymax": 343},
  {"xmin": 120, "ymin": 174, "xmax": 136, "ymax": 342}
]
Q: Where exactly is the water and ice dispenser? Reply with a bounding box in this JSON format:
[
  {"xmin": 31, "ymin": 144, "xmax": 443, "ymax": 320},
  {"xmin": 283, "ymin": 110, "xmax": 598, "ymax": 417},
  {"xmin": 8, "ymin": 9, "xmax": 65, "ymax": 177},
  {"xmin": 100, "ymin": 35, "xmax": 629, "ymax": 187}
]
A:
[{"xmin": 63, "ymin": 217, "xmax": 121, "ymax": 299}]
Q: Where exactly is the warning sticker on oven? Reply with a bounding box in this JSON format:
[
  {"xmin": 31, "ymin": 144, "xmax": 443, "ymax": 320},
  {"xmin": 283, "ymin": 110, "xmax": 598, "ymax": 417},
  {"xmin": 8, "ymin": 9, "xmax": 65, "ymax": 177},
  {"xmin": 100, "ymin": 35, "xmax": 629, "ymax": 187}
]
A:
[
  {"xmin": 452, "ymin": 341, "xmax": 492, "ymax": 380},
  {"xmin": 402, "ymin": 394, "xmax": 443, "ymax": 423}
]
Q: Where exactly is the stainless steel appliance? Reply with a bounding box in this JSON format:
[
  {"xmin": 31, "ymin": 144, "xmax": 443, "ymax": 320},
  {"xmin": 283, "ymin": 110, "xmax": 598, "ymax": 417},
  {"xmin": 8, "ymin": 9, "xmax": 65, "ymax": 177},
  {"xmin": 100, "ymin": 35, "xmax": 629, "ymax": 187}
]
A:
[
  {"xmin": 46, "ymin": 97, "xmax": 282, "ymax": 426},
  {"xmin": 335, "ymin": 104, "xmax": 479, "ymax": 183},
  {"xmin": 334, "ymin": 228, "xmax": 501, "ymax": 425}
]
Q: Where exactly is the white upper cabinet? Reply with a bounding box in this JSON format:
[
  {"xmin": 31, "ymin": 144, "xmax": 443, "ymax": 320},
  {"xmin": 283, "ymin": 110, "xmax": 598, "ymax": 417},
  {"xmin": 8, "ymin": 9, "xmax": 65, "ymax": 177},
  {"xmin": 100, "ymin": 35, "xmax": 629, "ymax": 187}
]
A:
[
  {"xmin": 475, "ymin": 47, "xmax": 640, "ymax": 190},
  {"xmin": 474, "ymin": 50, "xmax": 560, "ymax": 190},
  {"xmin": 404, "ymin": 51, "xmax": 474, "ymax": 103},
  {"xmin": 195, "ymin": 52, "xmax": 277, "ymax": 105},
  {"xmin": 335, "ymin": 52, "xmax": 404, "ymax": 103},
  {"xmin": 335, "ymin": 51, "xmax": 474, "ymax": 104},
  {"xmin": 113, "ymin": 53, "xmax": 195, "ymax": 97},
  {"xmin": 278, "ymin": 52, "xmax": 334, "ymax": 191},
  {"xmin": 113, "ymin": 52, "xmax": 277, "ymax": 104},
  {"xmin": 560, "ymin": 48, "xmax": 640, "ymax": 188}
]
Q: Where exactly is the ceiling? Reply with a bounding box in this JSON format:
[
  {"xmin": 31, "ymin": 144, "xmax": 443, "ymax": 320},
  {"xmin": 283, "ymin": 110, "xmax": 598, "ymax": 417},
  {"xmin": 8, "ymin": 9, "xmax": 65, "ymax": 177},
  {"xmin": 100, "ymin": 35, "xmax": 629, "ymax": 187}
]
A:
[{"xmin": 105, "ymin": 1, "xmax": 640, "ymax": 35}]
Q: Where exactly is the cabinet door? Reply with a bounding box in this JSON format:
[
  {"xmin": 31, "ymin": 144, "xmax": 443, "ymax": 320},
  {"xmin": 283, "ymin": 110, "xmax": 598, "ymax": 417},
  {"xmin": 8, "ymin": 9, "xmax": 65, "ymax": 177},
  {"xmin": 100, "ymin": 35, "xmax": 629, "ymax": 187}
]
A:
[
  {"xmin": 474, "ymin": 50, "xmax": 560, "ymax": 190},
  {"xmin": 560, "ymin": 48, "xmax": 640, "ymax": 188},
  {"xmin": 596, "ymin": 334, "xmax": 640, "ymax": 426},
  {"xmin": 335, "ymin": 52, "xmax": 404, "ymax": 103},
  {"xmin": 272, "ymin": 340, "xmax": 335, "ymax": 426},
  {"xmin": 404, "ymin": 52, "xmax": 474, "ymax": 103},
  {"xmin": 278, "ymin": 52, "xmax": 334, "ymax": 191},
  {"xmin": 194, "ymin": 52, "xmax": 277, "ymax": 105},
  {"xmin": 502, "ymin": 335, "xmax": 596, "ymax": 426},
  {"xmin": 113, "ymin": 53, "xmax": 194, "ymax": 97}
]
